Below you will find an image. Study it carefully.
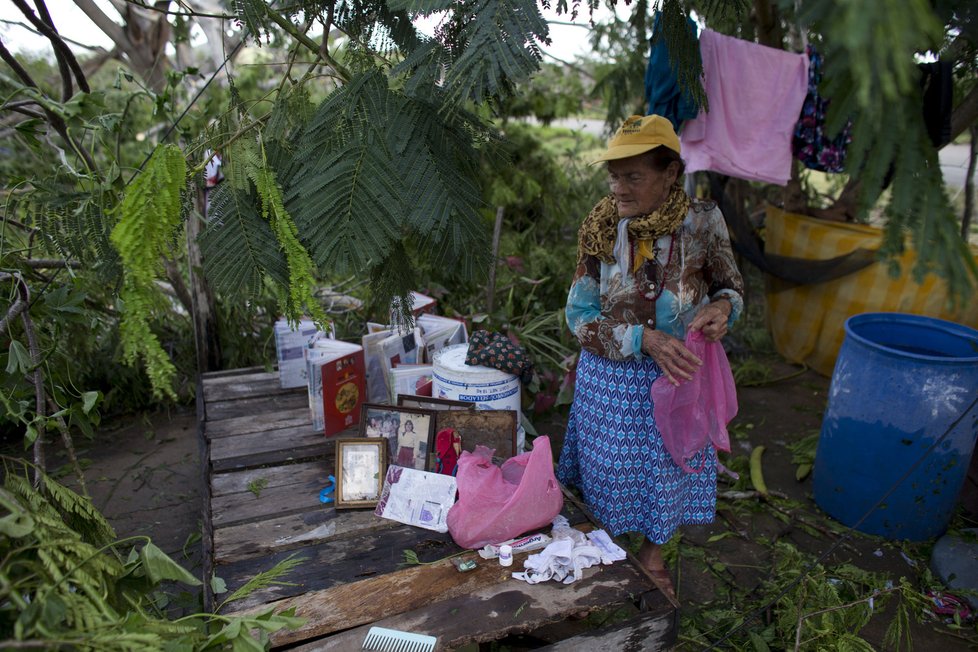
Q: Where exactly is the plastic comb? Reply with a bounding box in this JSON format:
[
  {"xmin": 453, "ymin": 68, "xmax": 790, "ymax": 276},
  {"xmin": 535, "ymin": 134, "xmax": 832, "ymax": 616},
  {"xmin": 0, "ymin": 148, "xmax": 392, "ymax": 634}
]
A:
[{"xmin": 361, "ymin": 626, "xmax": 437, "ymax": 651}]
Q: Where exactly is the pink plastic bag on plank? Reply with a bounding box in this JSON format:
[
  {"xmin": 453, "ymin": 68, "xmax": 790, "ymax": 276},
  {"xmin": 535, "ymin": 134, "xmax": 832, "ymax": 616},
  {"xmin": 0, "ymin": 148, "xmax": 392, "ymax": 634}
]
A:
[
  {"xmin": 447, "ymin": 436, "xmax": 564, "ymax": 549},
  {"xmin": 651, "ymin": 330, "xmax": 738, "ymax": 473}
]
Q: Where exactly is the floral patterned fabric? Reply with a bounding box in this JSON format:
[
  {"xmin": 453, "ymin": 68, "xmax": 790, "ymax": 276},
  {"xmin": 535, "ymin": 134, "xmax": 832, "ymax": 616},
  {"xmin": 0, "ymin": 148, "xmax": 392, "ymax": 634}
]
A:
[
  {"xmin": 465, "ymin": 330, "xmax": 534, "ymax": 384},
  {"xmin": 792, "ymin": 45, "xmax": 852, "ymax": 173},
  {"xmin": 566, "ymin": 200, "xmax": 744, "ymax": 361}
]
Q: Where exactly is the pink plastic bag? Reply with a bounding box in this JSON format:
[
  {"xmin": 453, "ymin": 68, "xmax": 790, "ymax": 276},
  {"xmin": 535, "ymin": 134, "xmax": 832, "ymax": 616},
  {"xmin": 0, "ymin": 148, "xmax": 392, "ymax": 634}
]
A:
[
  {"xmin": 447, "ymin": 436, "xmax": 564, "ymax": 549},
  {"xmin": 651, "ymin": 330, "xmax": 738, "ymax": 473}
]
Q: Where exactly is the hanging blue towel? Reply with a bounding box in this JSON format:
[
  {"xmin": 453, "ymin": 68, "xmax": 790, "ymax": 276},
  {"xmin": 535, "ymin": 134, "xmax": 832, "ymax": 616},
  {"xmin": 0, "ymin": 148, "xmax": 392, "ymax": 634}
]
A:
[{"xmin": 645, "ymin": 11, "xmax": 700, "ymax": 132}]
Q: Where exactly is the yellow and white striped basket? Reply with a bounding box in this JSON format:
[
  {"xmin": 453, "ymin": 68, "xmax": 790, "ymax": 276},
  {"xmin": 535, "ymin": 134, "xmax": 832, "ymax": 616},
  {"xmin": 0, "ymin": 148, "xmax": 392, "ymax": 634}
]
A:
[{"xmin": 763, "ymin": 205, "xmax": 978, "ymax": 376}]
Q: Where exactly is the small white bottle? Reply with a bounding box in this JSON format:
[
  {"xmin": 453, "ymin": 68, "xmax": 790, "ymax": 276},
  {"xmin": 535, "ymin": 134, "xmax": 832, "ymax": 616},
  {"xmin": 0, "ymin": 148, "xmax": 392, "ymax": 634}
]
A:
[{"xmin": 498, "ymin": 544, "xmax": 513, "ymax": 567}]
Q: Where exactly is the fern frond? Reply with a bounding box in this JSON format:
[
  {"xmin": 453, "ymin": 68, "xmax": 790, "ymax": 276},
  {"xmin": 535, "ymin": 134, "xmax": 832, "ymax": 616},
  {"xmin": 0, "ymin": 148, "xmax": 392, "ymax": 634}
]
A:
[
  {"xmin": 111, "ymin": 145, "xmax": 185, "ymax": 287},
  {"xmin": 250, "ymin": 139, "xmax": 329, "ymax": 328},
  {"xmin": 108, "ymin": 144, "xmax": 186, "ymax": 400},
  {"xmin": 198, "ymin": 184, "xmax": 289, "ymax": 299},
  {"xmin": 335, "ymin": 0, "xmax": 425, "ymax": 59},
  {"xmin": 386, "ymin": 0, "xmax": 455, "ymax": 14},
  {"xmin": 31, "ymin": 189, "xmax": 121, "ymax": 279},
  {"xmin": 443, "ymin": 0, "xmax": 549, "ymax": 104},
  {"xmin": 264, "ymin": 85, "xmax": 314, "ymax": 145},
  {"xmin": 234, "ymin": 0, "xmax": 271, "ymax": 45},
  {"xmin": 655, "ymin": 0, "xmax": 708, "ymax": 111},
  {"xmin": 219, "ymin": 553, "xmax": 306, "ymax": 609},
  {"xmin": 288, "ymin": 71, "xmax": 404, "ymax": 273},
  {"xmin": 117, "ymin": 279, "xmax": 178, "ymax": 400},
  {"xmin": 40, "ymin": 471, "xmax": 116, "ymax": 546},
  {"xmin": 392, "ymin": 94, "xmax": 491, "ymax": 278}
]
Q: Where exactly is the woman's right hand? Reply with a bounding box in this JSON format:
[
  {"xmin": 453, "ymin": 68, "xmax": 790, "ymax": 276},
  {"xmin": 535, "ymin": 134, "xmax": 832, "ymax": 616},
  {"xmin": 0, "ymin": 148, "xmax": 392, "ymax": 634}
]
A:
[{"xmin": 642, "ymin": 327, "xmax": 702, "ymax": 385}]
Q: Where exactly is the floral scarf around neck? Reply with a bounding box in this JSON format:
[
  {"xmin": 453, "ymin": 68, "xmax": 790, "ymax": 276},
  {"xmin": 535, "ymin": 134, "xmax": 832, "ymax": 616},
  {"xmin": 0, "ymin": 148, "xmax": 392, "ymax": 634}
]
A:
[{"xmin": 577, "ymin": 183, "xmax": 691, "ymax": 265}]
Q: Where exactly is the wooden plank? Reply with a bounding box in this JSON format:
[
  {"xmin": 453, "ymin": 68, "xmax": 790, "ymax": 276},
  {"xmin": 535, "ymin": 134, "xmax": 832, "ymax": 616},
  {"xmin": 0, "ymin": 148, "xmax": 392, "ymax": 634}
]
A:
[
  {"xmin": 211, "ymin": 461, "xmax": 327, "ymax": 497},
  {"xmin": 209, "ymin": 425, "xmax": 335, "ymax": 472},
  {"xmin": 213, "ymin": 498, "xmax": 588, "ymax": 566},
  {"xmin": 203, "ymin": 373, "xmax": 294, "ymax": 402},
  {"xmin": 205, "ymin": 410, "xmax": 316, "ymax": 439},
  {"xmin": 265, "ymin": 558, "xmax": 657, "ymax": 649},
  {"xmin": 213, "ymin": 509, "xmax": 399, "ymax": 564},
  {"xmin": 197, "ymin": 372, "xmax": 216, "ymax": 613},
  {"xmin": 217, "ymin": 523, "xmax": 460, "ymax": 611},
  {"xmin": 537, "ymin": 609, "xmax": 676, "ymax": 651},
  {"xmin": 205, "ymin": 392, "xmax": 309, "ymax": 422},
  {"xmin": 218, "ymin": 500, "xmax": 591, "ymax": 609},
  {"xmin": 211, "ymin": 475, "xmax": 325, "ymax": 528},
  {"xmin": 201, "ymin": 365, "xmax": 268, "ymax": 380}
]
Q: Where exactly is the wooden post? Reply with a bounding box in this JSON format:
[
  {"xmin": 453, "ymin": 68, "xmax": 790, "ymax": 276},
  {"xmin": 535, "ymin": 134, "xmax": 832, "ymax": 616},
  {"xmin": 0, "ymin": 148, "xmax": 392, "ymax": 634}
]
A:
[
  {"xmin": 486, "ymin": 206, "xmax": 505, "ymax": 315},
  {"xmin": 188, "ymin": 185, "xmax": 222, "ymax": 372}
]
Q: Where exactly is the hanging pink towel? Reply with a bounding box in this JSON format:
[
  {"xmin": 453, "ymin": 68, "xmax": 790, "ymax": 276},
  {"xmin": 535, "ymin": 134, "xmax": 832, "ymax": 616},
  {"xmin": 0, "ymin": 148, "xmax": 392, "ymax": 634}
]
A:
[
  {"xmin": 680, "ymin": 29, "xmax": 809, "ymax": 186},
  {"xmin": 651, "ymin": 330, "xmax": 737, "ymax": 473}
]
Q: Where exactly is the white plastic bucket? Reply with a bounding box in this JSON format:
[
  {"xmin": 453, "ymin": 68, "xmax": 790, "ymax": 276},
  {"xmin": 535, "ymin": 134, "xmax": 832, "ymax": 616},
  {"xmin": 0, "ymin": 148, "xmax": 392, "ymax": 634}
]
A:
[{"xmin": 432, "ymin": 344, "xmax": 524, "ymax": 450}]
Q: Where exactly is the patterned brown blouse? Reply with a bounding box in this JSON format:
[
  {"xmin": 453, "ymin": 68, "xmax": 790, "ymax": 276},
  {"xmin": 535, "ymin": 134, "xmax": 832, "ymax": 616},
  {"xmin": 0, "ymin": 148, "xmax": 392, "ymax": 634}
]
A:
[{"xmin": 566, "ymin": 200, "xmax": 744, "ymax": 361}]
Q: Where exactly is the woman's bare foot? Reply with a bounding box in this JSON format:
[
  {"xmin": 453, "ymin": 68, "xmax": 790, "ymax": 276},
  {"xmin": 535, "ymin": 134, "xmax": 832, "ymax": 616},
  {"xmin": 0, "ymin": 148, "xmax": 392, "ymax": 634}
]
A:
[{"xmin": 637, "ymin": 540, "xmax": 676, "ymax": 601}]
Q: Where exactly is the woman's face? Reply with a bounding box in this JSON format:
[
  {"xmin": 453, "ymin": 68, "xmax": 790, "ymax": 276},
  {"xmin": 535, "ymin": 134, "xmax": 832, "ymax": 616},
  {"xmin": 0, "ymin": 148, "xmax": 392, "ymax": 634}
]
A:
[{"xmin": 607, "ymin": 155, "xmax": 678, "ymax": 218}]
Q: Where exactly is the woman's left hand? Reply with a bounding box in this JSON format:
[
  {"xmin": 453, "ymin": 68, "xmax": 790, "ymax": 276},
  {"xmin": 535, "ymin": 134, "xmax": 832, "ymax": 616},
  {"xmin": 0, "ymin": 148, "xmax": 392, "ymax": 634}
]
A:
[{"xmin": 689, "ymin": 300, "xmax": 731, "ymax": 342}]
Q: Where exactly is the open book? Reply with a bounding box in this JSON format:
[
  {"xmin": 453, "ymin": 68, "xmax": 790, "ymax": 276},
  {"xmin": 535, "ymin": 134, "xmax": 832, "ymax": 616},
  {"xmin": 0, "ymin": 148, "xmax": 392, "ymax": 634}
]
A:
[
  {"xmin": 306, "ymin": 338, "xmax": 365, "ymax": 436},
  {"xmin": 417, "ymin": 314, "xmax": 468, "ymax": 363}
]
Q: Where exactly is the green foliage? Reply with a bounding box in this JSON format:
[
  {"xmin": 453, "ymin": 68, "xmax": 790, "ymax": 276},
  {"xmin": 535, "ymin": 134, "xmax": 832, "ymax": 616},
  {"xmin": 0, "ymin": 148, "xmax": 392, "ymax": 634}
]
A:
[
  {"xmin": 677, "ymin": 540, "xmax": 929, "ymax": 651},
  {"xmin": 800, "ymin": 0, "xmax": 978, "ymax": 299},
  {"xmin": 205, "ymin": 67, "xmax": 496, "ymax": 325},
  {"xmin": 441, "ymin": 0, "xmax": 549, "ymax": 104},
  {"xmin": 198, "ymin": 183, "xmax": 289, "ymax": 299},
  {"xmin": 786, "ymin": 430, "xmax": 819, "ymax": 481},
  {"xmin": 248, "ymin": 477, "xmax": 269, "ymax": 498},
  {"xmin": 252, "ymin": 138, "xmax": 329, "ymax": 328},
  {"xmin": 109, "ymin": 145, "xmax": 186, "ymax": 400},
  {"xmin": 0, "ymin": 458, "xmax": 305, "ymax": 650}
]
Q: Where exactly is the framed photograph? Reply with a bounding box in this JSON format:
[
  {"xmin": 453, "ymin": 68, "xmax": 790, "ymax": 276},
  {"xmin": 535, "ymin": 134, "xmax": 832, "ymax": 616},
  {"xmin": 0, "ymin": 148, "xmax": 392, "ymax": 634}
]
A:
[
  {"xmin": 334, "ymin": 438, "xmax": 387, "ymax": 509},
  {"xmin": 359, "ymin": 403, "xmax": 436, "ymax": 471},
  {"xmin": 433, "ymin": 409, "xmax": 518, "ymax": 466},
  {"xmin": 397, "ymin": 394, "xmax": 475, "ymax": 411}
]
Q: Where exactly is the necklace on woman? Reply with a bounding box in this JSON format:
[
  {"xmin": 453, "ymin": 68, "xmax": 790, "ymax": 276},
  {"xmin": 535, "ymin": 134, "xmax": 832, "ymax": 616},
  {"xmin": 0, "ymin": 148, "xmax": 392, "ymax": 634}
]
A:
[{"xmin": 638, "ymin": 235, "xmax": 674, "ymax": 302}]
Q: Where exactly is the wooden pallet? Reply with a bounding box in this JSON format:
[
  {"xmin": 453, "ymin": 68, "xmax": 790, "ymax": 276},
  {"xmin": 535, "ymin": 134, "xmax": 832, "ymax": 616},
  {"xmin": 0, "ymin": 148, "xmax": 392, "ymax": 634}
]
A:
[{"xmin": 198, "ymin": 368, "xmax": 676, "ymax": 650}]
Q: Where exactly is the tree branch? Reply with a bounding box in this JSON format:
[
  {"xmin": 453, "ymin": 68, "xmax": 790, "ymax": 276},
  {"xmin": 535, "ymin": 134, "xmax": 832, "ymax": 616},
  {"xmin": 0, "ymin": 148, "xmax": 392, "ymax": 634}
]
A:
[
  {"xmin": 122, "ymin": 0, "xmax": 233, "ymax": 19},
  {"xmin": 11, "ymin": 0, "xmax": 91, "ymax": 95},
  {"xmin": 2, "ymin": 105, "xmax": 45, "ymax": 120},
  {"xmin": 0, "ymin": 18, "xmax": 103, "ymax": 51},
  {"xmin": 0, "ymin": 38, "xmax": 99, "ymax": 174},
  {"xmin": 72, "ymin": 0, "xmax": 130, "ymax": 52},
  {"xmin": 21, "ymin": 259, "xmax": 83, "ymax": 269},
  {"xmin": 950, "ymin": 85, "xmax": 978, "ymax": 145},
  {"xmin": 264, "ymin": 8, "xmax": 351, "ymax": 81}
]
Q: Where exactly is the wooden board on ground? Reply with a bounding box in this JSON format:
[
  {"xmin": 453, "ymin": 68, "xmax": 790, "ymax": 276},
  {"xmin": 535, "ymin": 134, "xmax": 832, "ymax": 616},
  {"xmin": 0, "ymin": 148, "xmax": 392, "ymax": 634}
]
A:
[
  {"xmin": 198, "ymin": 366, "xmax": 676, "ymax": 650},
  {"xmin": 286, "ymin": 561, "xmax": 672, "ymax": 650}
]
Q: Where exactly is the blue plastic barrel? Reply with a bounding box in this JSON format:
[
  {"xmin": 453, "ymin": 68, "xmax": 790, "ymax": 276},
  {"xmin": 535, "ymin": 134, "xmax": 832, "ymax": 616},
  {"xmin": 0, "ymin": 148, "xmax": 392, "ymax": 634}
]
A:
[{"xmin": 813, "ymin": 313, "xmax": 978, "ymax": 541}]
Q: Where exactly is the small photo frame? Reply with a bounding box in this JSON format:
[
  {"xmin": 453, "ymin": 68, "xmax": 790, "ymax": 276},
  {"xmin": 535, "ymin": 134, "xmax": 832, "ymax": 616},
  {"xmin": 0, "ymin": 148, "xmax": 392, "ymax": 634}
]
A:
[
  {"xmin": 359, "ymin": 403, "xmax": 436, "ymax": 471},
  {"xmin": 396, "ymin": 394, "xmax": 475, "ymax": 411},
  {"xmin": 335, "ymin": 438, "xmax": 387, "ymax": 509}
]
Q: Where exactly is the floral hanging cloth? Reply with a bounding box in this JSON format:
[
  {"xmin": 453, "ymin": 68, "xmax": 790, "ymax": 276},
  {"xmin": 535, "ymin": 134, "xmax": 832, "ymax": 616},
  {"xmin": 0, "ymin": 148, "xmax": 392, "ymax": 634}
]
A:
[
  {"xmin": 792, "ymin": 45, "xmax": 853, "ymax": 173},
  {"xmin": 465, "ymin": 330, "xmax": 534, "ymax": 384}
]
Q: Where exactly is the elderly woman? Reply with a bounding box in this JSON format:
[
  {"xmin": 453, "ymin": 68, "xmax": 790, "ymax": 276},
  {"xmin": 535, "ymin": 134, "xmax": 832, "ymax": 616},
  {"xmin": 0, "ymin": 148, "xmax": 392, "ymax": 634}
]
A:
[{"xmin": 556, "ymin": 114, "xmax": 744, "ymax": 597}]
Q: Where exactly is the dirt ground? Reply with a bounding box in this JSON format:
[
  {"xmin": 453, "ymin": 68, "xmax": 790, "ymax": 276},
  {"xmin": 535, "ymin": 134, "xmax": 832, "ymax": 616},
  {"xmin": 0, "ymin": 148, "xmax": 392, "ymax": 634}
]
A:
[{"xmin": 42, "ymin": 353, "xmax": 977, "ymax": 650}]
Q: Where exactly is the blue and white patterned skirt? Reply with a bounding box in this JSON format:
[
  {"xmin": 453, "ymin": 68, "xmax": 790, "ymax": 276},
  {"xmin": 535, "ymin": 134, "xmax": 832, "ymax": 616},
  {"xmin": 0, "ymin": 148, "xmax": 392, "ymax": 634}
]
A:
[{"xmin": 557, "ymin": 349, "xmax": 717, "ymax": 544}]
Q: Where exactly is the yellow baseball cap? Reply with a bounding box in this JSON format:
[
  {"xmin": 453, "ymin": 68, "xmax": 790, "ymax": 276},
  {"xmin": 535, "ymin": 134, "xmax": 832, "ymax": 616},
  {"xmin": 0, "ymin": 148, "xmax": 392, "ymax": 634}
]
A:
[{"xmin": 592, "ymin": 114, "xmax": 681, "ymax": 164}]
